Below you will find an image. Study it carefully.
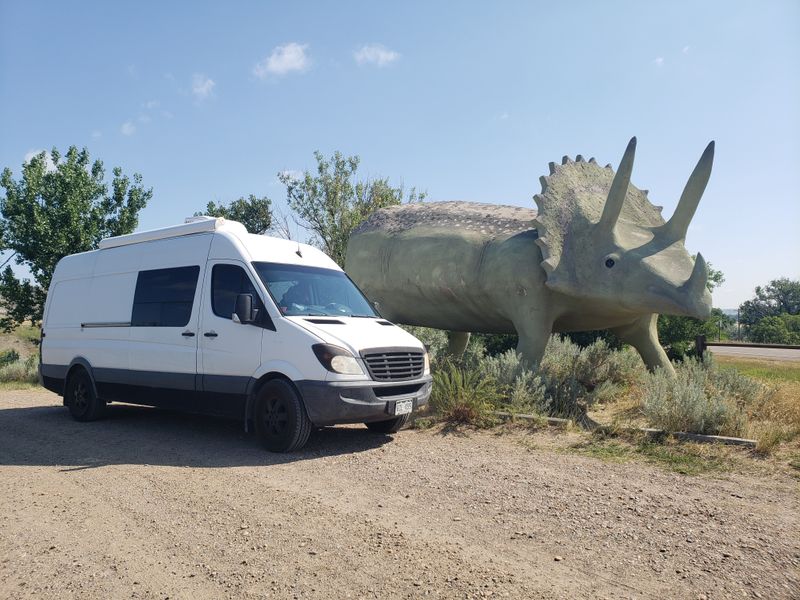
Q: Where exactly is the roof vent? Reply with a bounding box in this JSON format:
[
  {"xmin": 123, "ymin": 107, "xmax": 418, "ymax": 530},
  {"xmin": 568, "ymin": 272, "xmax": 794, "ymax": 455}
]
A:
[{"xmin": 185, "ymin": 215, "xmax": 219, "ymax": 224}]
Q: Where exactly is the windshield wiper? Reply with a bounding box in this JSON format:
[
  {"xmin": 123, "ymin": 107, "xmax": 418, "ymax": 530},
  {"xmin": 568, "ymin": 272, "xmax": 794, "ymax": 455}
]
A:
[{"xmin": 350, "ymin": 314, "xmax": 379, "ymax": 318}]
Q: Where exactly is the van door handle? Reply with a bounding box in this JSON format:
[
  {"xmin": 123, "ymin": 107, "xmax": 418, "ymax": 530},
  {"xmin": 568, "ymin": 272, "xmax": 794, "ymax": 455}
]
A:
[
  {"xmin": 181, "ymin": 331, "xmax": 195, "ymax": 337},
  {"xmin": 204, "ymin": 331, "xmax": 218, "ymax": 338}
]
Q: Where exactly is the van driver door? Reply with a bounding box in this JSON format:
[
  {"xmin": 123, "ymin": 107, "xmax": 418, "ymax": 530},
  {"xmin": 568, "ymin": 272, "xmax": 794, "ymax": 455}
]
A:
[{"xmin": 198, "ymin": 260, "xmax": 265, "ymax": 416}]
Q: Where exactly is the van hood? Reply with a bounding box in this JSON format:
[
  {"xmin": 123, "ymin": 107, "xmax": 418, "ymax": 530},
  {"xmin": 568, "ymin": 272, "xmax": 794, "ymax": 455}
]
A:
[{"xmin": 285, "ymin": 316, "xmax": 424, "ymax": 355}]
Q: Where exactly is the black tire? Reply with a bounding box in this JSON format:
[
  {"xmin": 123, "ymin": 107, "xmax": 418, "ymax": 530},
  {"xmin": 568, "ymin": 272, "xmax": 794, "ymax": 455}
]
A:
[
  {"xmin": 254, "ymin": 380, "xmax": 312, "ymax": 452},
  {"xmin": 365, "ymin": 413, "xmax": 410, "ymax": 434},
  {"xmin": 65, "ymin": 368, "xmax": 106, "ymax": 422}
]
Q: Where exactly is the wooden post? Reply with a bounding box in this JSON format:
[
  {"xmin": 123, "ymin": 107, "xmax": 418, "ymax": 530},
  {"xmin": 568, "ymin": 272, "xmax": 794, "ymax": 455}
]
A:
[{"xmin": 695, "ymin": 334, "xmax": 707, "ymax": 361}]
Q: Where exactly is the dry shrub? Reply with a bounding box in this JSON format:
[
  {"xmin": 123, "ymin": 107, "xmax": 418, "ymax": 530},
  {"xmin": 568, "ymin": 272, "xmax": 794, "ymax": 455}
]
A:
[{"xmin": 0, "ymin": 355, "xmax": 38, "ymax": 384}]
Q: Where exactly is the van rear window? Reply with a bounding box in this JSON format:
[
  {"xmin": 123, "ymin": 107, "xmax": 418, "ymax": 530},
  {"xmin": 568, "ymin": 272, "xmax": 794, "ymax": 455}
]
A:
[{"xmin": 131, "ymin": 266, "xmax": 200, "ymax": 327}]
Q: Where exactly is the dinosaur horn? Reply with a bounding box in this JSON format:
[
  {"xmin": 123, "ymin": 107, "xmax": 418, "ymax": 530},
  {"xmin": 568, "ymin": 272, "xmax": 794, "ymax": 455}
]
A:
[
  {"xmin": 683, "ymin": 252, "xmax": 709, "ymax": 296},
  {"xmin": 598, "ymin": 137, "xmax": 636, "ymax": 233},
  {"xmin": 660, "ymin": 141, "xmax": 714, "ymax": 242}
]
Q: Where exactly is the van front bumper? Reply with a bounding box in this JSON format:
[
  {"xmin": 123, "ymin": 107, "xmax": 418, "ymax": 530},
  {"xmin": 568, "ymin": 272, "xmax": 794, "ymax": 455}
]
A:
[{"xmin": 297, "ymin": 376, "xmax": 432, "ymax": 427}]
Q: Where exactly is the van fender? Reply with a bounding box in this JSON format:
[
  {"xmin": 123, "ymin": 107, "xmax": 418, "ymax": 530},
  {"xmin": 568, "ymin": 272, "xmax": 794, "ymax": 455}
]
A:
[
  {"xmin": 64, "ymin": 357, "xmax": 99, "ymax": 404},
  {"xmin": 243, "ymin": 360, "xmax": 307, "ymax": 432}
]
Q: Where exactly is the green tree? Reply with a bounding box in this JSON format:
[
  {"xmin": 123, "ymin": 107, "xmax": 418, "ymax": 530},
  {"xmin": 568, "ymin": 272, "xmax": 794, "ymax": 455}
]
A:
[
  {"xmin": 0, "ymin": 147, "xmax": 151, "ymax": 330},
  {"xmin": 748, "ymin": 314, "xmax": 800, "ymax": 345},
  {"xmin": 197, "ymin": 195, "xmax": 273, "ymax": 234},
  {"xmin": 278, "ymin": 151, "xmax": 425, "ymax": 266},
  {"xmin": 739, "ymin": 277, "xmax": 800, "ymax": 327}
]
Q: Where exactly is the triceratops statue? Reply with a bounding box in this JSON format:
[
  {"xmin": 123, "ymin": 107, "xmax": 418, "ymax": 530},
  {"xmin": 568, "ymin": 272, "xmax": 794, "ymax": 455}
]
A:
[{"xmin": 345, "ymin": 138, "xmax": 713, "ymax": 374}]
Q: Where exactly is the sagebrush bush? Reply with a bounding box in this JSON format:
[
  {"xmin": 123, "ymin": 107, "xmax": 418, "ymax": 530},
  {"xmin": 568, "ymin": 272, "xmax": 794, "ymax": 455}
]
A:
[
  {"xmin": 0, "ymin": 355, "xmax": 39, "ymax": 384},
  {"xmin": 640, "ymin": 357, "xmax": 766, "ymax": 436},
  {"xmin": 479, "ymin": 350, "xmax": 547, "ymax": 413},
  {"xmin": 473, "ymin": 337, "xmax": 645, "ymax": 420}
]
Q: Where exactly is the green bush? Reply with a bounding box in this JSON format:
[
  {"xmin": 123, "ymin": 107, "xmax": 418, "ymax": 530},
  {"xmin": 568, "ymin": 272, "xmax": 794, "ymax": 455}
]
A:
[
  {"xmin": 0, "ymin": 355, "xmax": 39, "ymax": 384},
  {"xmin": 0, "ymin": 349, "xmax": 20, "ymax": 367},
  {"xmin": 430, "ymin": 361, "xmax": 500, "ymax": 426},
  {"xmin": 640, "ymin": 357, "xmax": 767, "ymax": 436},
  {"xmin": 401, "ymin": 325, "xmax": 448, "ymax": 360}
]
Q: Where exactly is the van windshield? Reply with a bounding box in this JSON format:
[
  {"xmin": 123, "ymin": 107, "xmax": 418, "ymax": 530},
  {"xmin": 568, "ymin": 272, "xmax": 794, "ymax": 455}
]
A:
[{"xmin": 253, "ymin": 262, "xmax": 379, "ymax": 318}]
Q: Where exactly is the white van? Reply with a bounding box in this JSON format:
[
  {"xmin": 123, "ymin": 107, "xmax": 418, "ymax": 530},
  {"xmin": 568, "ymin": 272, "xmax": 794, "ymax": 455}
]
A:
[{"xmin": 39, "ymin": 217, "xmax": 431, "ymax": 451}]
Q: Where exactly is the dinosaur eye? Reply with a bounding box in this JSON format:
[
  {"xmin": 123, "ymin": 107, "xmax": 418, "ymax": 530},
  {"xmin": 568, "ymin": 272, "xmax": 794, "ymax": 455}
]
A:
[{"xmin": 605, "ymin": 258, "xmax": 616, "ymax": 268}]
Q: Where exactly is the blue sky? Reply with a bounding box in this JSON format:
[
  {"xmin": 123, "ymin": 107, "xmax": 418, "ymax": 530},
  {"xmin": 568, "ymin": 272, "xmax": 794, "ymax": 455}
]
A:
[{"xmin": 1, "ymin": 0, "xmax": 798, "ymax": 308}]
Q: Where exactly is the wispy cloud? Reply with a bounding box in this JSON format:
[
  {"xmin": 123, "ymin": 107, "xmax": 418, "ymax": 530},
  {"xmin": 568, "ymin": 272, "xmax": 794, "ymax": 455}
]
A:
[
  {"xmin": 24, "ymin": 149, "xmax": 56, "ymax": 172},
  {"xmin": 354, "ymin": 44, "xmax": 400, "ymax": 67},
  {"xmin": 682, "ymin": 45, "xmax": 690, "ymax": 54},
  {"xmin": 653, "ymin": 56, "xmax": 664, "ymax": 67},
  {"xmin": 91, "ymin": 130, "xmax": 102, "ymax": 139},
  {"xmin": 192, "ymin": 74, "xmax": 216, "ymax": 100},
  {"xmin": 121, "ymin": 121, "xmax": 136, "ymax": 136},
  {"xmin": 253, "ymin": 43, "xmax": 310, "ymax": 79},
  {"xmin": 142, "ymin": 99, "xmax": 159, "ymax": 109}
]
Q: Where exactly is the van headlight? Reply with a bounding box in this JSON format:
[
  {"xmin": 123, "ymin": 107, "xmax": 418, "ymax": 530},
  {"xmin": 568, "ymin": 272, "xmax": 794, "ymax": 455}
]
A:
[
  {"xmin": 312, "ymin": 344, "xmax": 364, "ymax": 375},
  {"xmin": 423, "ymin": 351, "xmax": 430, "ymax": 375}
]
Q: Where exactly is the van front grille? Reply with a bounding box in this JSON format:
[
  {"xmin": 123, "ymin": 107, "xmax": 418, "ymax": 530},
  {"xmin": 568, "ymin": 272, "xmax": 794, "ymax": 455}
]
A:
[{"xmin": 362, "ymin": 350, "xmax": 425, "ymax": 382}]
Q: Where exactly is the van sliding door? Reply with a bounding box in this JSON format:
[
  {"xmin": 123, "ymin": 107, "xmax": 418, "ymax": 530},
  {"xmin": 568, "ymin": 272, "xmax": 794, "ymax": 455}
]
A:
[{"xmin": 125, "ymin": 265, "xmax": 202, "ymax": 405}]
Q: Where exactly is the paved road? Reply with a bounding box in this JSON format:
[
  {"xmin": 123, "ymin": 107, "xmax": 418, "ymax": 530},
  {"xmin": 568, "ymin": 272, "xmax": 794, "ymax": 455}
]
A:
[{"xmin": 709, "ymin": 345, "xmax": 800, "ymax": 362}]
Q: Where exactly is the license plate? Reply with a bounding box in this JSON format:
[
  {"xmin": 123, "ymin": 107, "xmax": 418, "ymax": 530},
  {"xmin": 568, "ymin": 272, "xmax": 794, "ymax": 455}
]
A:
[{"xmin": 394, "ymin": 399, "xmax": 413, "ymax": 416}]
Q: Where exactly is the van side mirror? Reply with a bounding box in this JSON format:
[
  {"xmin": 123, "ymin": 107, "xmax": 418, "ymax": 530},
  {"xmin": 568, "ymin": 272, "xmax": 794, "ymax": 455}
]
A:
[{"xmin": 233, "ymin": 294, "xmax": 255, "ymax": 324}]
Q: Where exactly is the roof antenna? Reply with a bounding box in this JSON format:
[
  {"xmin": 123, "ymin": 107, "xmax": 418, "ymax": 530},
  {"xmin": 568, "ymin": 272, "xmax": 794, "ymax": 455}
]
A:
[{"xmin": 295, "ymin": 242, "xmax": 303, "ymax": 258}]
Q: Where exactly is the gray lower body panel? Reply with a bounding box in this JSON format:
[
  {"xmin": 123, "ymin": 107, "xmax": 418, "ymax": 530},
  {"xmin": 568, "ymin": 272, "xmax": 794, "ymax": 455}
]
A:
[{"xmin": 298, "ymin": 377, "xmax": 432, "ymax": 427}]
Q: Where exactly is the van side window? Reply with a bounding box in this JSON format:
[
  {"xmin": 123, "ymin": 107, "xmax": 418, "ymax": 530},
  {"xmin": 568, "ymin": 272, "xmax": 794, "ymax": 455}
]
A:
[
  {"xmin": 212, "ymin": 264, "xmax": 258, "ymax": 319},
  {"xmin": 131, "ymin": 266, "xmax": 200, "ymax": 327}
]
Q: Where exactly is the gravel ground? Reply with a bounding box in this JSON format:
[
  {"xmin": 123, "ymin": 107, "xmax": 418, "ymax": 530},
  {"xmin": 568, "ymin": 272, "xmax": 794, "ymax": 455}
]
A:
[{"xmin": 1, "ymin": 388, "xmax": 798, "ymax": 599}]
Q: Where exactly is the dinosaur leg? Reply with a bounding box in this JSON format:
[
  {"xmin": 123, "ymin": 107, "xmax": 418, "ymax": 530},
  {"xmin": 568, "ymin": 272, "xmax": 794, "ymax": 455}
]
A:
[
  {"xmin": 446, "ymin": 331, "xmax": 470, "ymax": 358},
  {"xmin": 513, "ymin": 313, "xmax": 553, "ymax": 370},
  {"xmin": 611, "ymin": 314, "xmax": 674, "ymax": 375}
]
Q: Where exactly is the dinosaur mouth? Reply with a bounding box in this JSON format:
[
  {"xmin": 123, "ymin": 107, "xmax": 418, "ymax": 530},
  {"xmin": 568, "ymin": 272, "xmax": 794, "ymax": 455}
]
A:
[{"xmin": 644, "ymin": 285, "xmax": 712, "ymax": 319}]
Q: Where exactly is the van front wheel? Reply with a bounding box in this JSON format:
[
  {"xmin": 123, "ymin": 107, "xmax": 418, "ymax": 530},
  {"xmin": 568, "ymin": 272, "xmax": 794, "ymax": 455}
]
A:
[
  {"xmin": 65, "ymin": 369, "xmax": 106, "ymax": 422},
  {"xmin": 254, "ymin": 380, "xmax": 312, "ymax": 452}
]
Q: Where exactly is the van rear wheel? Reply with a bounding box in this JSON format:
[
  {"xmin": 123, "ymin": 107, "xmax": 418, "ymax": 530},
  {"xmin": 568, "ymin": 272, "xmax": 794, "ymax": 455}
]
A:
[
  {"xmin": 65, "ymin": 369, "xmax": 106, "ymax": 422},
  {"xmin": 254, "ymin": 380, "xmax": 312, "ymax": 452},
  {"xmin": 365, "ymin": 414, "xmax": 410, "ymax": 434}
]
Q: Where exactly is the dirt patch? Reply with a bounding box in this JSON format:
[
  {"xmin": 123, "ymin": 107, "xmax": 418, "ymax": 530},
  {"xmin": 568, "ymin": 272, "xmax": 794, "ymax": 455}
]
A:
[{"xmin": 1, "ymin": 389, "xmax": 798, "ymax": 599}]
